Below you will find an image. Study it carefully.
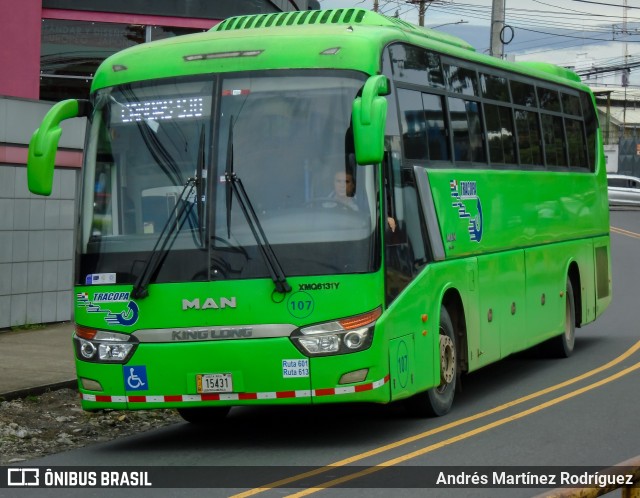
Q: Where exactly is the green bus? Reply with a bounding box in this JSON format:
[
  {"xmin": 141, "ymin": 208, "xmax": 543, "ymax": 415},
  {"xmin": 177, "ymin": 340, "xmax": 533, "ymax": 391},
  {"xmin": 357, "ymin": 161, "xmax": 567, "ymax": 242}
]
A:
[{"xmin": 27, "ymin": 8, "xmax": 611, "ymax": 421}]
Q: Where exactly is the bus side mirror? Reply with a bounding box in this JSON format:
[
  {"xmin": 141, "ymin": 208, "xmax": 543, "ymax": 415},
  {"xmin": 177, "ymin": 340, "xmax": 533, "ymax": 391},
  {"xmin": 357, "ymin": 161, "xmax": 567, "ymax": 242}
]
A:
[
  {"xmin": 352, "ymin": 75, "xmax": 389, "ymax": 165},
  {"xmin": 27, "ymin": 99, "xmax": 88, "ymax": 196}
]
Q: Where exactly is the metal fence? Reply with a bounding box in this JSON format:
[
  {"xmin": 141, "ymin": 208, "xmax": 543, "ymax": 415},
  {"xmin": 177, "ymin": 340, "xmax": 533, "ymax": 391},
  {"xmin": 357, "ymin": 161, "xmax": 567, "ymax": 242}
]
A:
[{"xmin": 618, "ymin": 138, "xmax": 640, "ymax": 177}]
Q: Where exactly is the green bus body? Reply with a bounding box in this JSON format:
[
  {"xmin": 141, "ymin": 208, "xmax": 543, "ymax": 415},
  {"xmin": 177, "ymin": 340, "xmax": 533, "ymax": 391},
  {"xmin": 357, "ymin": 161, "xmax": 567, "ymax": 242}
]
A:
[{"xmin": 27, "ymin": 9, "xmax": 611, "ymax": 417}]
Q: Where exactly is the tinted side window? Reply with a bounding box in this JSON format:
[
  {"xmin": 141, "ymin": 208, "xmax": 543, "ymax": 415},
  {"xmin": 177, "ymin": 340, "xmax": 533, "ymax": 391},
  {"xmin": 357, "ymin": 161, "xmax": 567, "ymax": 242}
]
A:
[
  {"xmin": 511, "ymin": 81, "xmax": 537, "ymax": 107},
  {"xmin": 481, "ymin": 74, "xmax": 510, "ymax": 102},
  {"xmin": 422, "ymin": 93, "xmax": 450, "ymax": 161},
  {"xmin": 562, "ymin": 93, "xmax": 581, "ymax": 116},
  {"xmin": 485, "ymin": 103, "xmax": 516, "ymax": 164},
  {"xmin": 389, "ymin": 44, "xmax": 444, "ymax": 88},
  {"xmin": 541, "ymin": 114, "xmax": 567, "ymax": 166},
  {"xmin": 397, "ymin": 89, "xmax": 450, "ymax": 161},
  {"xmin": 449, "ymin": 97, "xmax": 486, "ymax": 163},
  {"xmin": 538, "ymin": 87, "xmax": 561, "ymax": 112},
  {"xmin": 580, "ymin": 91, "xmax": 598, "ymax": 172},
  {"xmin": 515, "ymin": 110, "xmax": 542, "ymax": 165},
  {"xmin": 398, "ymin": 89, "xmax": 427, "ymax": 160},
  {"xmin": 565, "ymin": 118, "xmax": 587, "ymax": 168},
  {"xmin": 444, "ymin": 64, "xmax": 478, "ymax": 96}
]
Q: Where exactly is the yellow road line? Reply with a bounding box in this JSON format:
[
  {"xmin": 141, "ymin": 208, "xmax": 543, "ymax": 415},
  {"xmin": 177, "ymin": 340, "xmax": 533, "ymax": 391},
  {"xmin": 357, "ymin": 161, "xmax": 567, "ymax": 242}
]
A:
[
  {"xmin": 230, "ymin": 341, "xmax": 640, "ymax": 497},
  {"xmin": 611, "ymin": 226, "xmax": 640, "ymax": 239},
  {"xmin": 287, "ymin": 361, "xmax": 640, "ymax": 496}
]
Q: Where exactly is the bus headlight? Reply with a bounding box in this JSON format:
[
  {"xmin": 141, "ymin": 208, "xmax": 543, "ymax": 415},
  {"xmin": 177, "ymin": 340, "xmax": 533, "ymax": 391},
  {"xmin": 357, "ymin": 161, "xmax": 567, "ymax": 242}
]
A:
[
  {"xmin": 74, "ymin": 326, "xmax": 138, "ymax": 364},
  {"xmin": 291, "ymin": 308, "xmax": 381, "ymax": 356},
  {"xmin": 98, "ymin": 342, "xmax": 135, "ymax": 361}
]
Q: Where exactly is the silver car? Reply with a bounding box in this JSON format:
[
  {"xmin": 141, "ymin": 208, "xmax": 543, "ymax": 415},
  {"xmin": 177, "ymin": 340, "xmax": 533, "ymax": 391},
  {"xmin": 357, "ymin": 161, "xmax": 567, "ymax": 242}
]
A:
[{"xmin": 607, "ymin": 174, "xmax": 640, "ymax": 206}]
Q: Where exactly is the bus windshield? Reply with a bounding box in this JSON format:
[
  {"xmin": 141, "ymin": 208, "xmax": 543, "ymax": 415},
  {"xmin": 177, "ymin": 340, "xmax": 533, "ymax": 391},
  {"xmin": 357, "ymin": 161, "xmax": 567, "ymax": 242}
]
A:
[{"xmin": 79, "ymin": 71, "xmax": 378, "ymax": 285}]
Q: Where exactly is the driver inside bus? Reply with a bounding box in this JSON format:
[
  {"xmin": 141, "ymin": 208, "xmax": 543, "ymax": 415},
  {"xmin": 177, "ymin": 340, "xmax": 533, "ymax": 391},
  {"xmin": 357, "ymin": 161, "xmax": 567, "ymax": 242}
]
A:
[{"xmin": 329, "ymin": 169, "xmax": 358, "ymax": 210}]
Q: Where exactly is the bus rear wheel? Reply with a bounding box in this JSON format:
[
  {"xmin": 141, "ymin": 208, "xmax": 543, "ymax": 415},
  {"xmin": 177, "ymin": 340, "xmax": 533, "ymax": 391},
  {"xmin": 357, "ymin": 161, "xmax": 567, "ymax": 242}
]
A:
[
  {"xmin": 549, "ymin": 279, "xmax": 576, "ymax": 358},
  {"xmin": 406, "ymin": 307, "xmax": 457, "ymax": 417},
  {"xmin": 177, "ymin": 406, "xmax": 231, "ymax": 425}
]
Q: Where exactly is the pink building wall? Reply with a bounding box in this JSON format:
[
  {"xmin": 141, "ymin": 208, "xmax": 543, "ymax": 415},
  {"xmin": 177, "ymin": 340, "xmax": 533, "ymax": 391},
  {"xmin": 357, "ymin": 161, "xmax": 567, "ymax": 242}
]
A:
[
  {"xmin": 0, "ymin": 0, "xmax": 42, "ymax": 99},
  {"xmin": 0, "ymin": 3, "xmax": 217, "ymax": 100}
]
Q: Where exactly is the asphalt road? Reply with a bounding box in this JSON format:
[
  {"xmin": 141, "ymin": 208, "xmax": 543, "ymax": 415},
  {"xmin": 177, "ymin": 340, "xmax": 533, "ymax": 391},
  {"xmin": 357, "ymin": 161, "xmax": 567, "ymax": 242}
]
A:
[{"xmin": 11, "ymin": 209, "xmax": 640, "ymax": 498}]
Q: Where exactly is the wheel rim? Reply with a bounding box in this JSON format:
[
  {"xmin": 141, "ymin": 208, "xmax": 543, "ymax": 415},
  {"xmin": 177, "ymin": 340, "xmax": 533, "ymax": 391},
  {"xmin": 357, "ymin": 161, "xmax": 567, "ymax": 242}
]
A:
[{"xmin": 439, "ymin": 333, "xmax": 456, "ymax": 388}]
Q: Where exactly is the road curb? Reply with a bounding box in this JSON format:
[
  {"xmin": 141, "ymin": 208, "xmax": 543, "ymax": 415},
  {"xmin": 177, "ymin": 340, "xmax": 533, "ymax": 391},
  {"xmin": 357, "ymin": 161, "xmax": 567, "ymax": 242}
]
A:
[{"xmin": 0, "ymin": 380, "xmax": 78, "ymax": 402}]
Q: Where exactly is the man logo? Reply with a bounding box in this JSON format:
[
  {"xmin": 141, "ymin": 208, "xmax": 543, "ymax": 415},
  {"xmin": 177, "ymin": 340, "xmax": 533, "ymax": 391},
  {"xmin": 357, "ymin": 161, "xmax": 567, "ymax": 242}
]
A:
[{"xmin": 182, "ymin": 297, "xmax": 237, "ymax": 310}]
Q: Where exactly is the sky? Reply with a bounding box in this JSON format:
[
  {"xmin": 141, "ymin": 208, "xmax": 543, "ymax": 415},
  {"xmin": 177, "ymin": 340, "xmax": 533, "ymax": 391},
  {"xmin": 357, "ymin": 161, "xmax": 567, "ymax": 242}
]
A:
[{"xmin": 316, "ymin": 0, "xmax": 640, "ymax": 86}]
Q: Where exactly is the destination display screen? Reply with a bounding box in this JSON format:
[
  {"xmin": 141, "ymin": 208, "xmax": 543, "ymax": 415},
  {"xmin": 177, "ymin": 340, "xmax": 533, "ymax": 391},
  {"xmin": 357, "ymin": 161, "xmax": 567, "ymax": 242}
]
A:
[{"xmin": 115, "ymin": 96, "xmax": 212, "ymax": 124}]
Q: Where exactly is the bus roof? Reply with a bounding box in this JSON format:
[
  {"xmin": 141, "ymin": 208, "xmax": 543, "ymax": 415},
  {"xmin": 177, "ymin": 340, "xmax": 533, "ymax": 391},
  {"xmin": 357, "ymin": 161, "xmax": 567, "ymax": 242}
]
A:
[
  {"xmin": 92, "ymin": 8, "xmax": 587, "ymax": 94},
  {"xmin": 212, "ymin": 8, "xmax": 475, "ymax": 52}
]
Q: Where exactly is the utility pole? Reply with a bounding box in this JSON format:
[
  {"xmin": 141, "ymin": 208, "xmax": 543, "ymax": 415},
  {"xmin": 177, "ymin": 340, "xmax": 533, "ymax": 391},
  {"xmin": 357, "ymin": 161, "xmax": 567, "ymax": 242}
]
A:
[
  {"xmin": 490, "ymin": 0, "xmax": 505, "ymax": 58},
  {"xmin": 373, "ymin": 0, "xmax": 379, "ymax": 13},
  {"xmin": 622, "ymin": 0, "xmax": 629, "ymax": 86},
  {"xmin": 407, "ymin": 0, "xmax": 427, "ymax": 27},
  {"xmin": 418, "ymin": 0, "xmax": 426, "ymax": 27},
  {"xmin": 623, "ymin": 0, "xmax": 628, "ymax": 137}
]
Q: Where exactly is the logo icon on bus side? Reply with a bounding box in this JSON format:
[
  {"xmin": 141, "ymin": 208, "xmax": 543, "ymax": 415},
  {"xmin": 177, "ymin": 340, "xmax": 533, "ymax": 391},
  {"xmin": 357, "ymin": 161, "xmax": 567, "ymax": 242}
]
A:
[
  {"xmin": 450, "ymin": 180, "xmax": 483, "ymax": 243},
  {"xmin": 77, "ymin": 292, "xmax": 140, "ymax": 327}
]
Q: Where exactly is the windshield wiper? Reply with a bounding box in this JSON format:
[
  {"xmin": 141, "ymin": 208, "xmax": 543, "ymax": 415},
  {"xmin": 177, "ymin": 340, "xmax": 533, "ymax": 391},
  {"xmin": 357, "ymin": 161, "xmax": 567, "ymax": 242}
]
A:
[
  {"xmin": 194, "ymin": 125, "xmax": 206, "ymax": 246},
  {"xmin": 131, "ymin": 178, "xmax": 197, "ymax": 300},
  {"xmin": 224, "ymin": 118, "xmax": 291, "ymax": 295}
]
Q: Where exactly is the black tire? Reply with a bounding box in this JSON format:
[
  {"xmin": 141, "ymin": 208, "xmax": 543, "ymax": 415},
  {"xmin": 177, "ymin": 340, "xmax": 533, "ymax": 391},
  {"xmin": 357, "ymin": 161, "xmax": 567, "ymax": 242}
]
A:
[
  {"xmin": 549, "ymin": 279, "xmax": 576, "ymax": 358},
  {"xmin": 406, "ymin": 307, "xmax": 457, "ymax": 417},
  {"xmin": 177, "ymin": 406, "xmax": 231, "ymax": 425}
]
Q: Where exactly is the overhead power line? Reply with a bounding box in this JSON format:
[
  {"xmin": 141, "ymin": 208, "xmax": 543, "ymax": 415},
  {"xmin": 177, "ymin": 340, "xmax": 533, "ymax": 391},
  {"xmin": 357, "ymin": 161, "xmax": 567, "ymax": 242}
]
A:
[
  {"xmin": 576, "ymin": 60, "xmax": 640, "ymax": 77},
  {"xmin": 572, "ymin": 0, "xmax": 640, "ymax": 9}
]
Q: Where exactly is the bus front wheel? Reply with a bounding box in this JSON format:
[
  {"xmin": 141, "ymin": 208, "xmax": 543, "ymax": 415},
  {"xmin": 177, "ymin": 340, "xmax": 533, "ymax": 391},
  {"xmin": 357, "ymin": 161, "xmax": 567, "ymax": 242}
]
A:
[{"xmin": 406, "ymin": 307, "xmax": 457, "ymax": 417}]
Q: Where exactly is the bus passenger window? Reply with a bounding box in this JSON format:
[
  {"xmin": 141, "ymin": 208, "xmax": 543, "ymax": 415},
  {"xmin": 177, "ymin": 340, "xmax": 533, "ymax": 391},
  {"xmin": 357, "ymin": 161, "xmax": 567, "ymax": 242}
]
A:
[
  {"xmin": 515, "ymin": 110, "xmax": 542, "ymax": 166},
  {"xmin": 444, "ymin": 64, "xmax": 478, "ymax": 96},
  {"xmin": 565, "ymin": 118, "xmax": 587, "ymax": 169},
  {"xmin": 511, "ymin": 81, "xmax": 537, "ymax": 108},
  {"xmin": 398, "ymin": 89, "xmax": 428, "ymax": 160},
  {"xmin": 421, "ymin": 93, "xmax": 449, "ymax": 161},
  {"xmin": 485, "ymin": 104, "xmax": 515, "ymax": 165},
  {"xmin": 388, "ymin": 44, "xmax": 444, "ymax": 89},
  {"xmin": 537, "ymin": 87, "xmax": 561, "ymax": 112},
  {"xmin": 562, "ymin": 93, "xmax": 582, "ymax": 116},
  {"xmin": 541, "ymin": 114, "xmax": 567, "ymax": 167},
  {"xmin": 580, "ymin": 91, "xmax": 598, "ymax": 171},
  {"xmin": 448, "ymin": 97, "xmax": 486, "ymax": 163},
  {"xmin": 480, "ymin": 74, "xmax": 510, "ymax": 103}
]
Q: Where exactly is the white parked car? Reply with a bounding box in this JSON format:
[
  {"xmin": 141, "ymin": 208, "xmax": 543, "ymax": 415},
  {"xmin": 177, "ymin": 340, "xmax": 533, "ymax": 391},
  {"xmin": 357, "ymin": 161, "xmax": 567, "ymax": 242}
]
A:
[{"xmin": 607, "ymin": 174, "xmax": 640, "ymax": 206}]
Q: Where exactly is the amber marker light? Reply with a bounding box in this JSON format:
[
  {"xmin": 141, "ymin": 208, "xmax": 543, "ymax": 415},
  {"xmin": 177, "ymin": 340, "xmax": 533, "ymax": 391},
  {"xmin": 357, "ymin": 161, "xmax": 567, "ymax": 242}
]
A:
[
  {"xmin": 338, "ymin": 308, "xmax": 382, "ymax": 330},
  {"xmin": 76, "ymin": 325, "xmax": 97, "ymax": 340}
]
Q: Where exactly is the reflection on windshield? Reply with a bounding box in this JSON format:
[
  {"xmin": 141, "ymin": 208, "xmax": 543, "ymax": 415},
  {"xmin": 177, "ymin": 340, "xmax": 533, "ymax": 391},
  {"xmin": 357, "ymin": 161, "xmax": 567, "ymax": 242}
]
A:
[
  {"xmin": 79, "ymin": 71, "xmax": 379, "ymax": 286},
  {"xmin": 214, "ymin": 73, "xmax": 377, "ymax": 279}
]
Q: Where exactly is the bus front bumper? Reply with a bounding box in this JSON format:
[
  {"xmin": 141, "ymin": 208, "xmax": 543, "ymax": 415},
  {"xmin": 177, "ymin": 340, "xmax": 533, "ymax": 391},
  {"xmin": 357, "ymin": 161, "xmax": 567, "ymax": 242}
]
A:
[{"xmin": 75, "ymin": 337, "xmax": 390, "ymax": 411}]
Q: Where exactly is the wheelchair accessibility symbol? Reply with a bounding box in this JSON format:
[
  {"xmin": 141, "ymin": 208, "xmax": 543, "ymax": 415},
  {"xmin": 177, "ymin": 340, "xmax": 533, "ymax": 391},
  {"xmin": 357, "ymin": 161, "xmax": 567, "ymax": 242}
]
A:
[{"xmin": 125, "ymin": 366, "xmax": 148, "ymax": 391}]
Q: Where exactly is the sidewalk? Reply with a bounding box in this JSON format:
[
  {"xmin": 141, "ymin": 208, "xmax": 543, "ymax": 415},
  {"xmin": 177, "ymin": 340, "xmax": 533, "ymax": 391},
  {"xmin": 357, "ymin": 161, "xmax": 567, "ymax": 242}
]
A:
[{"xmin": 0, "ymin": 322, "xmax": 77, "ymax": 400}]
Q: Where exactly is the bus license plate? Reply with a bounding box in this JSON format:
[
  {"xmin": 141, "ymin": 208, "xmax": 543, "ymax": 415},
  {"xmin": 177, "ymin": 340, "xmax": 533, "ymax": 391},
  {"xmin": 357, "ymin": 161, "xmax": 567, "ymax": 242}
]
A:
[{"xmin": 196, "ymin": 374, "xmax": 233, "ymax": 393}]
